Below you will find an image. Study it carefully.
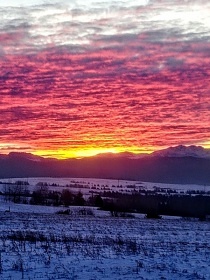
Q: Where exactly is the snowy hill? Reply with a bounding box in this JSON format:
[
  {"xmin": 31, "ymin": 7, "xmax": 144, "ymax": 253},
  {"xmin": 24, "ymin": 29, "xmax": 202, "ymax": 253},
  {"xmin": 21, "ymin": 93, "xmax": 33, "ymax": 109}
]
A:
[{"xmin": 152, "ymin": 145, "xmax": 210, "ymax": 159}]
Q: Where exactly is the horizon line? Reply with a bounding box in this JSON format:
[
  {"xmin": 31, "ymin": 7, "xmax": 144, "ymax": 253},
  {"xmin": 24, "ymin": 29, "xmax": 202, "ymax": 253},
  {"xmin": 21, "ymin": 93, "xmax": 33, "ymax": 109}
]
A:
[{"xmin": 0, "ymin": 144, "xmax": 209, "ymax": 160}]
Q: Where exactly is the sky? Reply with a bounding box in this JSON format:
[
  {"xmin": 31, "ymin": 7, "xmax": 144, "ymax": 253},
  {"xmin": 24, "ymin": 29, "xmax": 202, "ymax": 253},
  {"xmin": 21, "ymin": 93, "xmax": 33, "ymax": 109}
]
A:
[{"xmin": 0, "ymin": 0, "xmax": 210, "ymax": 159}]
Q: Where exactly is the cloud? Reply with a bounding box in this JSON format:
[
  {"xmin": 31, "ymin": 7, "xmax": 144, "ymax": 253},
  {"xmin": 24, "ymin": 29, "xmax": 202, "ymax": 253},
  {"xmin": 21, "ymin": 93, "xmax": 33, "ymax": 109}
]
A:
[{"xmin": 0, "ymin": 0, "xmax": 210, "ymax": 156}]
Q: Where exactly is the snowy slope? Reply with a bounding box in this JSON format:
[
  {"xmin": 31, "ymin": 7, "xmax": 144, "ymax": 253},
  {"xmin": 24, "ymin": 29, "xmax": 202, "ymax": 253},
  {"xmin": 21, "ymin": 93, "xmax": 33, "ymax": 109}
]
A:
[{"xmin": 152, "ymin": 145, "xmax": 210, "ymax": 158}]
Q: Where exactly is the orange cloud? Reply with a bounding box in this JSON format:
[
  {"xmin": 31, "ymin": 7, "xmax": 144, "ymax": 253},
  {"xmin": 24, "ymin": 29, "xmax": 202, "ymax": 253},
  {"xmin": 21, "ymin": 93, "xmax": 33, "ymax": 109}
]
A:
[{"xmin": 0, "ymin": 1, "xmax": 210, "ymax": 158}]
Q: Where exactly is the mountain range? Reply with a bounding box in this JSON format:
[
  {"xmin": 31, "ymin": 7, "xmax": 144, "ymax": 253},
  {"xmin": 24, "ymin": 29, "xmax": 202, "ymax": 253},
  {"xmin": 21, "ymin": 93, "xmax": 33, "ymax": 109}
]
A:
[{"xmin": 0, "ymin": 145, "xmax": 210, "ymax": 184}]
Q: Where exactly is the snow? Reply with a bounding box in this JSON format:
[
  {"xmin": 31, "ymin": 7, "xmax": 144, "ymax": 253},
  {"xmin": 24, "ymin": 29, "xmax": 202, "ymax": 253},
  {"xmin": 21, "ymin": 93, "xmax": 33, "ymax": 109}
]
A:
[
  {"xmin": 0, "ymin": 177, "xmax": 209, "ymax": 197},
  {"xmin": 152, "ymin": 145, "xmax": 210, "ymax": 159},
  {"xmin": 0, "ymin": 201, "xmax": 209, "ymax": 279},
  {"xmin": 0, "ymin": 177, "xmax": 209, "ymax": 278}
]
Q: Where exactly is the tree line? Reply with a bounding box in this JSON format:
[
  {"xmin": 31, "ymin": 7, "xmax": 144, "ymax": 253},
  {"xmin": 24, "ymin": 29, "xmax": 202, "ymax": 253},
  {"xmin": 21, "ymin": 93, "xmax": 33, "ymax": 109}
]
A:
[
  {"xmin": 1, "ymin": 181, "xmax": 103, "ymax": 208},
  {"xmin": 2, "ymin": 181, "xmax": 210, "ymax": 220}
]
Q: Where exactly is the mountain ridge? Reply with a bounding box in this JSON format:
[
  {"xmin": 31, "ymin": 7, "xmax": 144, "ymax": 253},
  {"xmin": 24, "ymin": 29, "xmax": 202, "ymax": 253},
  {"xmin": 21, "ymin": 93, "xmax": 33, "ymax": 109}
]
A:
[
  {"xmin": 151, "ymin": 145, "xmax": 210, "ymax": 159},
  {"xmin": 0, "ymin": 145, "xmax": 210, "ymax": 184},
  {"xmin": 1, "ymin": 145, "xmax": 210, "ymax": 161}
]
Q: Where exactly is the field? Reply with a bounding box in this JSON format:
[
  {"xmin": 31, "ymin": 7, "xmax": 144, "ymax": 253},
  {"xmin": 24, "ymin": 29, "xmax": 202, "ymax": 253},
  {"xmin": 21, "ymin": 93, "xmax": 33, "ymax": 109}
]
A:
[
  {"xmin": 1, "ymin": 177, "xmax": 210, "ymax": 196},
  {"xmin": 0, "ymin": 201, "xmax": 210, "ymax": 280},
  {"xmin": 0, "ymin": 178, "xmax": 210, "ymax": 279}
]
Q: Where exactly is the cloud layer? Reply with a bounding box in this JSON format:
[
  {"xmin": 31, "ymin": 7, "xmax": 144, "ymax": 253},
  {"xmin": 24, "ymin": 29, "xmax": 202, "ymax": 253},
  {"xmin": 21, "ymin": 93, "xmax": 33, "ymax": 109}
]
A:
[{"xmin": 0, "ymin": 0, "xmax": 210, "ymax": 157}]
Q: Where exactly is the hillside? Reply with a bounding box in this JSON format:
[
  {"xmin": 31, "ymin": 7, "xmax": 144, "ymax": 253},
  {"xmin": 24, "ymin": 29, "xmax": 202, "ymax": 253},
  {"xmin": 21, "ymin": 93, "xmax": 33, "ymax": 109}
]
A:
[{"xmin": 0, "ymin": 146, "xmax": 210, "ymax": 184}]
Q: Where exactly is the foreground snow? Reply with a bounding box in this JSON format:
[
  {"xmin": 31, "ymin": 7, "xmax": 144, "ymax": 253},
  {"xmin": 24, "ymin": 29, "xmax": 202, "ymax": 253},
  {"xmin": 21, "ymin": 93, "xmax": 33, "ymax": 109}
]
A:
[{"xmin": 0, "ymin": 202, "xmax": 209, "ymax": 279}]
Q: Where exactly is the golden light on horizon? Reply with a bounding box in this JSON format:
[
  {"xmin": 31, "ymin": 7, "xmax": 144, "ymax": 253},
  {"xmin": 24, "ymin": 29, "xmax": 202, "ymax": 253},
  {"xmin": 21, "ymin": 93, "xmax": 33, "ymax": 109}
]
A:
[
  {"xmin": 32, "ymin": 145, "xmax": 154, "ymax": 159},
  {"xmin": 34, "ymin": 147, "xmax": 119, "ymax": 159},
  {"xmin": 0, "ymin": 140, "xmax": 209, "ymax": 159},
  {"xmin": 201, "ymin": 141, "xmax": 210, "ymax": 149}
]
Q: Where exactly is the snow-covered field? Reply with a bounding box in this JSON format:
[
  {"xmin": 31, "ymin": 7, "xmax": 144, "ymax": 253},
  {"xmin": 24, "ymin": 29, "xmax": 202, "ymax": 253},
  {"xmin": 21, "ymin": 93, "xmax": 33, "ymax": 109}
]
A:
[
  {"xmin": 0, "ymin": 202, "xmax": 209, "ymax": 279},
  {"xmin": 1, "ymin": 177, "xmax": 210, "ymax": 196}
]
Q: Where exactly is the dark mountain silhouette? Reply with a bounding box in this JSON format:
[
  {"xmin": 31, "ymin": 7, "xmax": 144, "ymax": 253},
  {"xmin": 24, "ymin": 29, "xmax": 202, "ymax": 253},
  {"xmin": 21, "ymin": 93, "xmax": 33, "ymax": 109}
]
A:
[{"xmin": 0, "ymin": 146, "xmax": 210, "ymax": 184}]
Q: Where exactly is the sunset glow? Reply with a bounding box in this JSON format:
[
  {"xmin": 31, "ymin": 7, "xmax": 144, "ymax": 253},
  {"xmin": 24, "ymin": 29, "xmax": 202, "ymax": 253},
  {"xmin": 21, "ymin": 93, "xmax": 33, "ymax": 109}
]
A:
[{"xmin": 0, "ymin": 0, "xmax": 210, "ymax": 158}]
